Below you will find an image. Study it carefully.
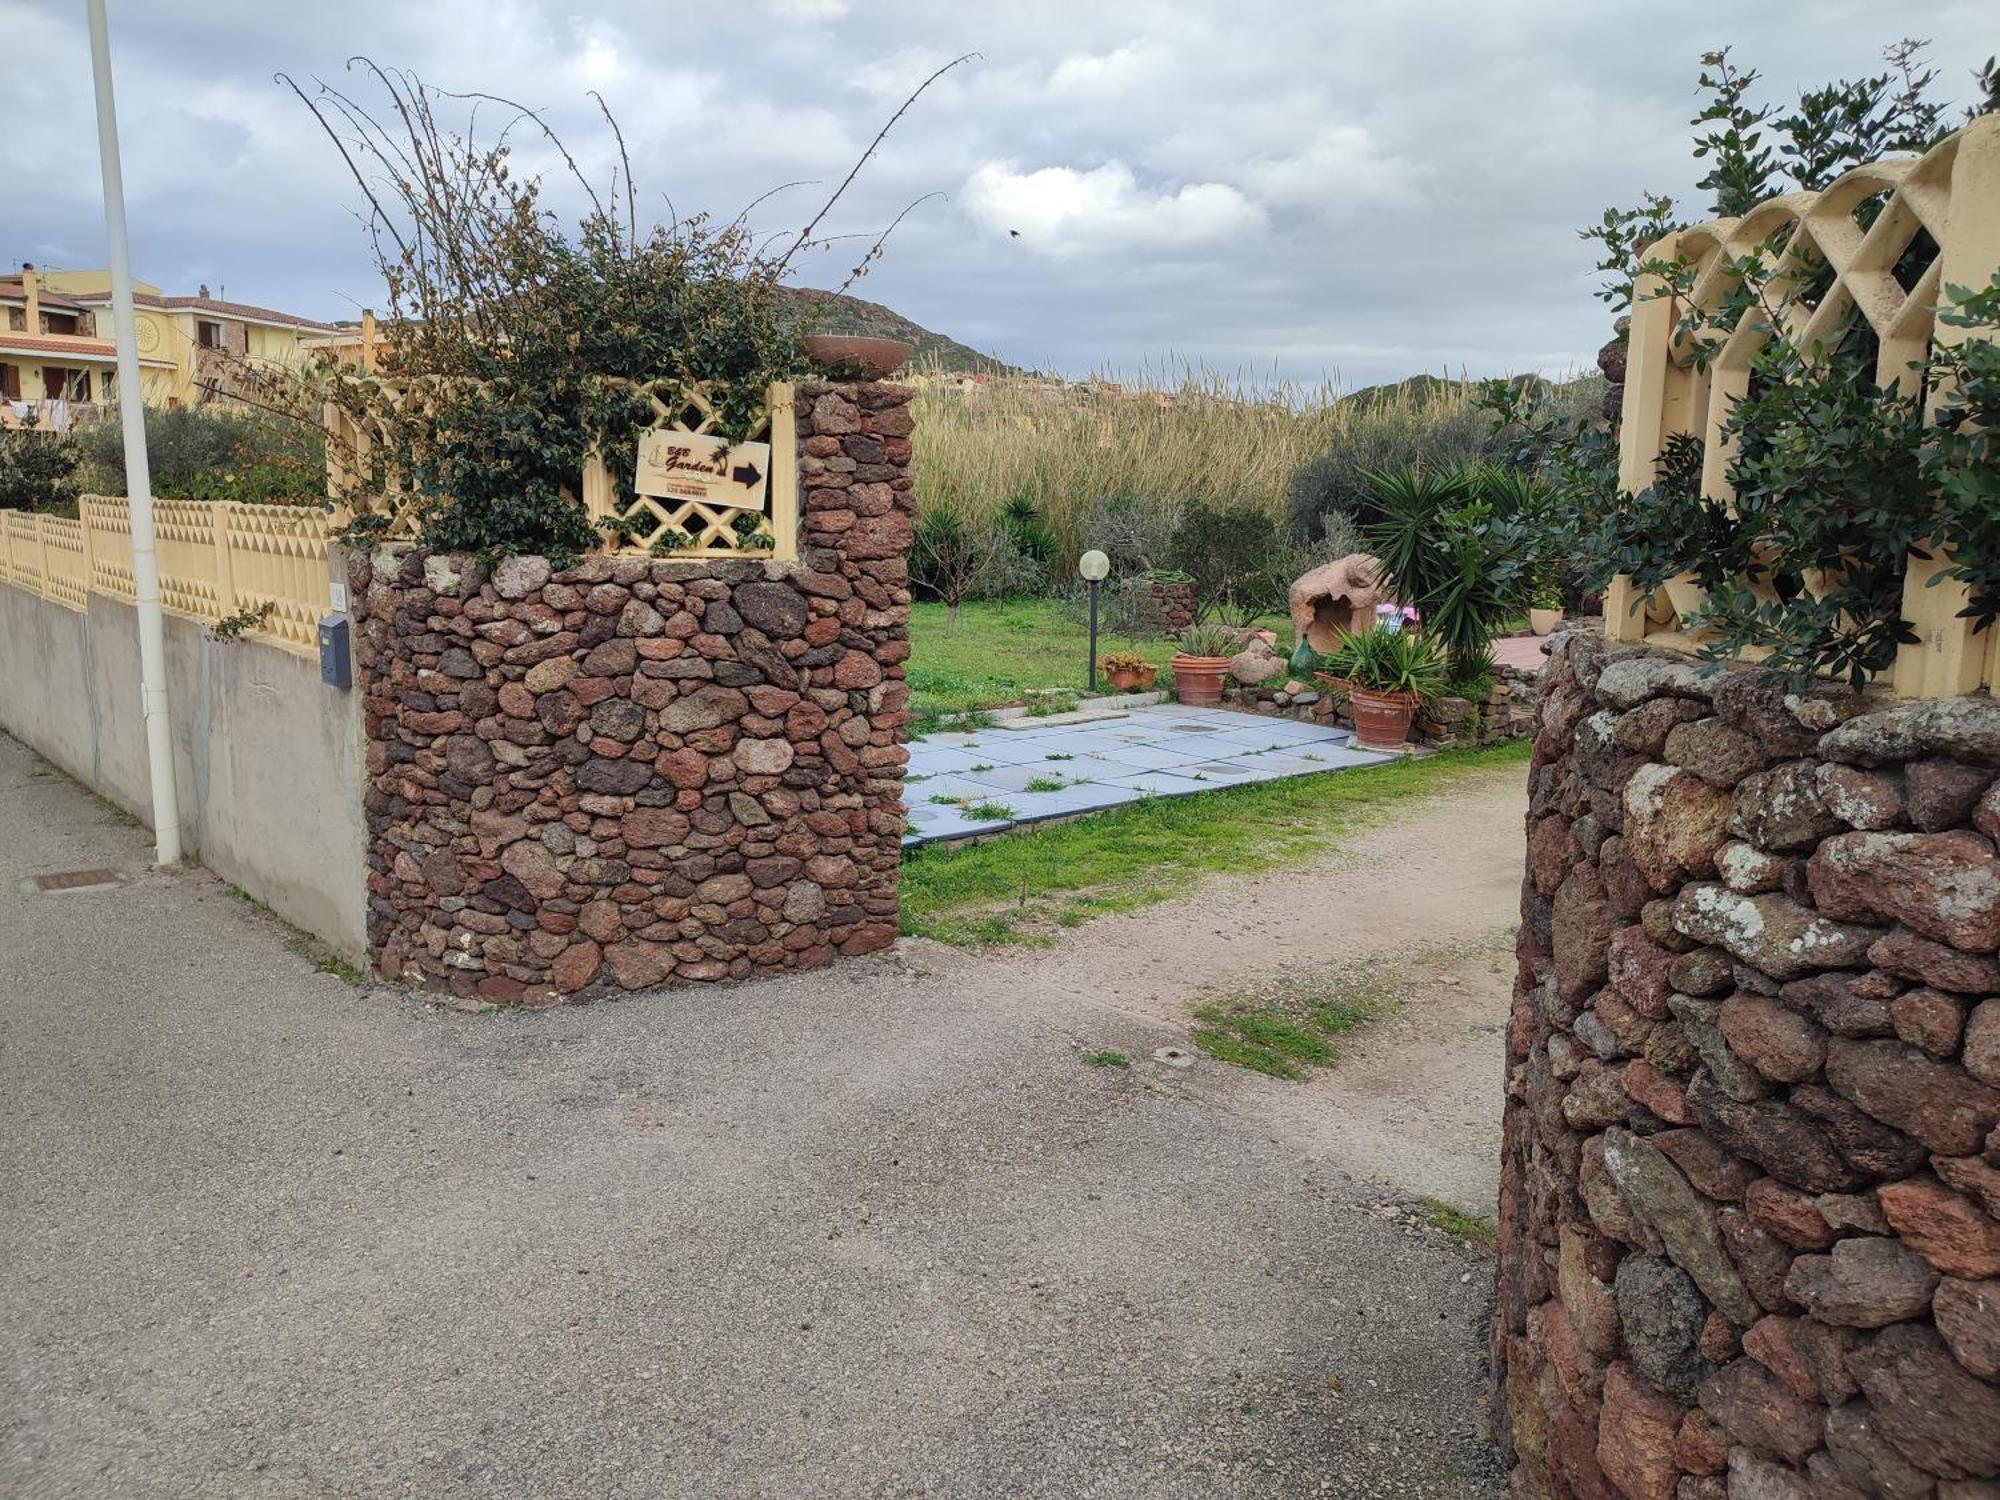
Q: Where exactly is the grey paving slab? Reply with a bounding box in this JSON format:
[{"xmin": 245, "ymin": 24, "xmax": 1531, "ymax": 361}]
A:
[
  {"xmin": 916, "ymin": 730, "xmax": 985, "ymax": 750},
  {"xmin": 1095, "ymin": 769, "xmax": 1213, "ymax": 795},
  {"xmin": 905, "ymin": 745, "xmax": 998, "ymax": 776},
  {"xmin": 1150, "ymin": 733, "xmax": 1262, "ymax": 760},
  {"xmin": 1073, "ymin": 742, "xmax": 1210, "ymax": 771},
  {"xmin": 901, "ymin": 704, "xmax": 1400, "ymax": 846},
  {"xmin": 941, "ymin": 738, "xmax": 1052, "ymax": 767},
  {"xmin": 908, "ymin": 802, "xmax": 1017, "ymax": 839},
  {"xmin": 1183, "ymin": 760, "xmax": 1263, "ymax": 779},
  {"xmin": 1010, "ymin": 782, "xmax": 1139, "ymax": 821},
  {"xmin": 907, "ymin": 775, "xmax": 1006, "ymax": 804},
  {"xmin": 954, "ymin": 763, "xmax": 1088, "ymax": 795}
]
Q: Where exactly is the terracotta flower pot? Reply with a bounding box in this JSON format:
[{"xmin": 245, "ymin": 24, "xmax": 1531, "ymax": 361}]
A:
[
  {"xmin": 1102, "ymin": 662, "xmax": 1160, "ymax": 693},
  {"xmin": 1345, "ymin": 685, "xmax": 1421, "ymax": 750},
  {"xmin": 1170, "ymin": 653, "xmax": 1230, "ymax": 706},
  {"xmin": 1529, "ymin": 607, "xmax": 1564, "ymax": 637}
]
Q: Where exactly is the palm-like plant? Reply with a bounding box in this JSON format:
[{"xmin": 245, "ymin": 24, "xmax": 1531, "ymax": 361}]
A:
[
  {"xmin": 1363, "ymin": 466, "xmax": 1530, "ymax": 667},
  {"xmin": 1316, "ymin": 624, "xmax": 1449, "ymax": 700}
]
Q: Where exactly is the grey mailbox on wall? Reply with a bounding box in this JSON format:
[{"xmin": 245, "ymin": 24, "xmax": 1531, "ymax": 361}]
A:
[{"xmin": 318, "ymin": 614, "xmax": 352, "ymax": 690}]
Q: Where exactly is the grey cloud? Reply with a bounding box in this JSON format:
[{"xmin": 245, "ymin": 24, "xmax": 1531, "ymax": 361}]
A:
[{"xmin": 3, "ymin": 0, "xmax": 1990, "ymax": 386}]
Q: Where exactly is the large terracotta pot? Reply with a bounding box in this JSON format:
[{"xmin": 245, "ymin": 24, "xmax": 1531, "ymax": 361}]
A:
[
  {"xmin": 1170, "ymin": 653, "xmax": 1230, "ymax": 706},
  {"xmin": 1529, "ymin": 607, "xmax": 1565, "ymax": 637},
  {"xmin": 1346, "ymin": 685, "xmax": 1420, "ymax": 750}
]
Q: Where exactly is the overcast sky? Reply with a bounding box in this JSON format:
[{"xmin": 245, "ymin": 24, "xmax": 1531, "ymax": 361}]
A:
[{"xmin": 5, "ymin": 1, "xmax": 1992, "ymax": 389}]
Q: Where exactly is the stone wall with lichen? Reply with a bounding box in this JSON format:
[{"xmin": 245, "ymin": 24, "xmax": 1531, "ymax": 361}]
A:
[
  {"xmin": 351, "ymin": 379, "xmax": 913, "ymax": 1003},
  {"xmin": 1497, "ymin": 630, "xmax": 2000, "ymax": 1500}
]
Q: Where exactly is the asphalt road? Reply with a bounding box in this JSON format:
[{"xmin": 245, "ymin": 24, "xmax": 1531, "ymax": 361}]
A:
[{"xmin": 0, "ymin": 731, "xmax": 1502, "ymax": 1499}]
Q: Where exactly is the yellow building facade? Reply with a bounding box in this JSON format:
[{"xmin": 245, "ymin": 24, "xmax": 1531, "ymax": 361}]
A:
[{"xmin": 0, "ymin": 264, "xmax": 337, "ymax": 428}]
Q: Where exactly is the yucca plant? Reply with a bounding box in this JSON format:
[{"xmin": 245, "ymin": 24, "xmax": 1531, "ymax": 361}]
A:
[
  {"xmin": 1173, "ymin": 620, "xmax": 1241, "ymax": 659},
  {"xmin": 1363, "ymin": 465, "xmax": 1529, "ymax": 669},
  {"xmin": 1316, "ymin": 624, "xmax": 1449, "ymax": 701}
]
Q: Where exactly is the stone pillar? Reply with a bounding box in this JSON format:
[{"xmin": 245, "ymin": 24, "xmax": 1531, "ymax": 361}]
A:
[
  {"xmin": 1497, "ymin": 632, "xmax": 2000, "ymax": 1499},
  {"xmin": 352, "ymin": 378, "xmax": 914, "ymax": 1004}
]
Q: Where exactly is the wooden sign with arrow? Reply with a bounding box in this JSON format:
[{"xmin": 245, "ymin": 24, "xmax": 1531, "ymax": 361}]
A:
[{"xmin": 634, "ymin": 430, "xmax": 771, "ymax": 511}]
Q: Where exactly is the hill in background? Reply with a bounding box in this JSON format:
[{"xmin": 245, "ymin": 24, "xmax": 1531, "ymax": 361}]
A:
[{"xmin": 777, "ymin": 287, "xmax": 1017, "ymax": 375}]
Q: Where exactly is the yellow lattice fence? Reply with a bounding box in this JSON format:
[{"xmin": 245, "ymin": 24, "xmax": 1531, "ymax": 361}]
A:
[
  {"xmin": 0, "ymin": 497, "xmax": 333, "ymax": 655},
  {"xmin": 1606, "ymin": 114, "xmax": 2000, "ymax": 697},
  {"xmin": 326, "ymin": 378, "xmax": 799, "ymax": 562}
]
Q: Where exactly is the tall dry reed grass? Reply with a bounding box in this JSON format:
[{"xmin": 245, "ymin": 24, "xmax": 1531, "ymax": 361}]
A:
[{"xmin": 907, "ymin": 364, "xmax": 1516, "ymax": 564}]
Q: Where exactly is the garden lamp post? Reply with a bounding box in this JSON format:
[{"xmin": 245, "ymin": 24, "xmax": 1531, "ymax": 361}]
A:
[{"xmin": 1078, "ymin": 549, "xmax": 1110, "ymax": 694}]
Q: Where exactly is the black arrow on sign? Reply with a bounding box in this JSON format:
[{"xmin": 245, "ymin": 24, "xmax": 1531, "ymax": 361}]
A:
[{"xmin": 731, "ymin": 462, "xmax": 764, "ymax": 488}]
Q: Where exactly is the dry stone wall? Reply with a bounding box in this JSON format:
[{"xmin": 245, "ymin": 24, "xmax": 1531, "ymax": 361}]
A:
[
  {"xmin": 352, "ymin": 379, "xmax": 913, "ymax": 1004},
  {"xmin": 1498, "ymin": 631, "xmax": 2000, "ymax": 1500}
]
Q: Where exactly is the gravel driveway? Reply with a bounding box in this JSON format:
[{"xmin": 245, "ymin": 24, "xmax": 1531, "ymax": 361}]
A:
[{"xmin": 0, "ymin": 732, "xmax": 1508, "ymax": 1498}]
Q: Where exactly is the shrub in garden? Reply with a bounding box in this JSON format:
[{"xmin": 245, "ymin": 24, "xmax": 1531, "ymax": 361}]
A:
[
  {"xmin": 292, "ymin": 59, "xmax": 959, "ymax": 556},
  {"xmin": 911, "ymin": 505, "xmax": 1039, "ymax": 626},
  {"xmin": 1283, "ymin": 381, "xmax": 1503, "ymax": 545},
  {"xmin": 1170, "ymin": 500, "xmax": 1293, "ymax": 617},
  {"xmin": 0, "ymin": 429, "xmax": 82, "ymax": 514},
  {"xmin": 1076, "ymin": 492, "xmax": 1178, "ymax": 577},
  {"xmin": 999, "ymin": 495, "xmax": 1059, "ymax": 575},
  {"xmin": 72, "ymin": 405, "xmax": 323, "ymax": 505}
]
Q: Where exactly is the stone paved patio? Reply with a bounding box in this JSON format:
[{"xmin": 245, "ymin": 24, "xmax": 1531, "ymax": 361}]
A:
[{"xmin": 903, "ymin": 703, "xmax": 1392, "ymax": 845}]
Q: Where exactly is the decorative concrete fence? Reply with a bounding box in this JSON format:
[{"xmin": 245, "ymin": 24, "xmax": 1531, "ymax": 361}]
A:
[
  {"xmin": 0, "ymin": 497, "xmax": 334, "ymax": 652},
  {"xmin": 1604, "ymin": 115, "xmax": 2000, "ymax": 699},
  {"xmin": 354, "ymin": 379, "xmax": 913, "ymax": 1002}
]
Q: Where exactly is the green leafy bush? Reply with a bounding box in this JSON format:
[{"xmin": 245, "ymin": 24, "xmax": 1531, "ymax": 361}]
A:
[
  {"xmin": 1000, "ymin": 495, "xmax": 1059, "ymax": 572},
  {"xmin": 0, "ymin": 430, "xmax": 81, "ymax": 514},
  {"xmin": 1490, "ymin": 42, "xmax": 2000, "ymax": 688},
  {"xmin": 72, "ymin": 405, "xmax": 323, "ymax": 505},
  {"xmin": 1284, "ymin": 385, "xmax": 1502, "ymax": 544},
  {"xmin": 295, "ymin": 61, "xmax": 956, "ymax": 555},
  {"xmin": 1170, "ymin": 500, "xmax": 1292, "ymax": 615}
]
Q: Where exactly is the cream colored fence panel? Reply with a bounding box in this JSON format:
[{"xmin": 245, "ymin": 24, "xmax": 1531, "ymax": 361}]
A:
[
  {"xmin": 0, "ymin": 496, "xmax": 331, "ymax": 655},
  {"xmin": 40, "ymin": 516, "xmax": 88, "ymax": 612},
  {"xmin": 81, "ymin": 496, "xmax": 136, "ymax": 602},
  {"xmin": 1607, "ymin": 115, "xmax": 2000, "ymax": 695},
  {"xmin": 224, "ymin": 504, "xmax": 333, "ymax": 649},
  {"xmin": 4, "ymin": 511, "xmax": 45, "ymax": 596},
  {"xmin": 329, "ymin": 378, "xmax": 801, "ymax": 563},
  {"xmin": 153, "ymin": 500, "xmax": 225, "ymax": 621}
]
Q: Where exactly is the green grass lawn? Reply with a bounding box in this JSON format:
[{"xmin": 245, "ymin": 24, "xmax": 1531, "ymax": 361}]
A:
[
  {"xmin": 907, "ymin": 598, "xmax": 1292, "ymax": 723},
  {"xmin": 899, "ymin": 739, "xmax": 1530, "ymax": 946}
]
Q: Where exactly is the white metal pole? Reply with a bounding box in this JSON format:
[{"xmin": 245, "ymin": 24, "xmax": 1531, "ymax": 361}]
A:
[{"xmin": 86, "ymin": 0, "xmax": 181, "ymax": 865}]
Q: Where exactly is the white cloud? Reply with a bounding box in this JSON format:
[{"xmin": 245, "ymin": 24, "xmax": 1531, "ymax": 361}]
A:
[
  {"xmin": 1240, "ymin": 125, "xmax": 1422, "ymax": 211},
  {"xmin": 1047, "ymin": 45, "xmax": 1153, "ymax": 95},
  {"xmin": 960, "ymin": 161, "xmax": 1266, "ymax": 259}
]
